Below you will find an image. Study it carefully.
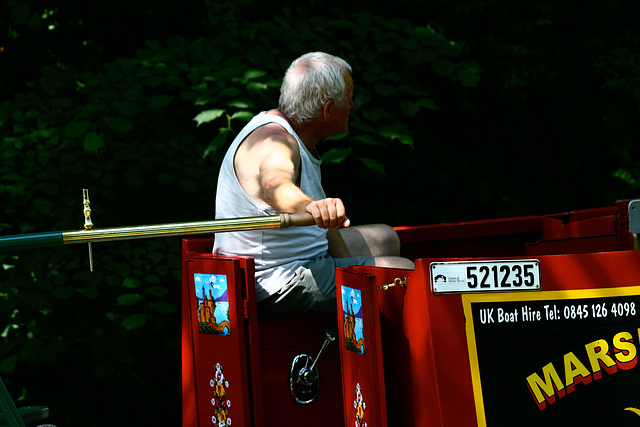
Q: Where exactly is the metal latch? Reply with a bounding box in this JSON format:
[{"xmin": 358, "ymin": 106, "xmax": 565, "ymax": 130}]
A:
[{"xmin": 377, "ymin": 277, "xmax": 407, "ymax": 291}]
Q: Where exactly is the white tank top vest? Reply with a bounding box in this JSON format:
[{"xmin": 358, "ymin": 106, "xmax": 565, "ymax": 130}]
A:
[{"xmin": 212, "ymin": 112, "xmax": 328, "ymax": 301}]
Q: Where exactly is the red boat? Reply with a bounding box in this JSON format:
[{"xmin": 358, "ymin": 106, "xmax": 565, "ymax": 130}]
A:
[{"xmin": 181, "ymin": 199, "xmax": 640, "ymax": 426}]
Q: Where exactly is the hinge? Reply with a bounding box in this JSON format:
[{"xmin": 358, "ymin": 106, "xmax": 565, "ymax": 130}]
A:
[
  {"xmin": 243, "ymin": 299, "xmax": 250, "ymax": 319},
  {"xmin": 630, "ymin": 200, "xmax": 639, "ymax": 250}
]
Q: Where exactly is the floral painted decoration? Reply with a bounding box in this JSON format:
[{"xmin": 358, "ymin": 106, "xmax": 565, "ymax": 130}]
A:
[
  {"xmin": 354, "ymin": 382, "xmax": 367, "ymax": 427},
  {"xmin": 210, "ymin": 362, "xmax": 232, "ymax": 426}
]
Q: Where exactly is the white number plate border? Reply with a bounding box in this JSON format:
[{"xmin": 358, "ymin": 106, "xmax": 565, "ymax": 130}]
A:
[{"xmin": 431, "ymin": 259, "xmax": 541, "ymax": 294}]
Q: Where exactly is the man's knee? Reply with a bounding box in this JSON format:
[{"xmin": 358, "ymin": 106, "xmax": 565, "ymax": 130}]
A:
[
  {"xmin": 373, "ymin": 256, "xmax": 415, "ymax": 270},
  {"xmin": 360, "ymin": 224, "xmax": 400, "ymax": 256},
  {"xmin": 375, "ymin": 224, "xmax": 401, "ymax": 256},
  {"xmin": 340, "ymin": 223, "xmax": 401, "ymax": 257}
]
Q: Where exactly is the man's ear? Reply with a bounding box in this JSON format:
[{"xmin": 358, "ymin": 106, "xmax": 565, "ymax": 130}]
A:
[{"xmin": 322, "ymin": 99, "xmax": 334, "ymax": 120}]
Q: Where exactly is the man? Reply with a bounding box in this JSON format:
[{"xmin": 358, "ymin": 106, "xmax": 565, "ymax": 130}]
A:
[{"xmin": 213, "ymin": 52, "xmax": 414, "ymax": 313}]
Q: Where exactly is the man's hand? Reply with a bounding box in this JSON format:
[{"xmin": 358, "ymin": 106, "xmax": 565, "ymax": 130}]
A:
[{"xmin": 305, "ymin": 198, "xmax": 351, "ymax": 229}]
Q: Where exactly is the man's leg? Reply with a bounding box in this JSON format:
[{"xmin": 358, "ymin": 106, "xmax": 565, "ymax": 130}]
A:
[{"xmin": 340, "ymin": 224, "xmax": 415, "ymax": 269}]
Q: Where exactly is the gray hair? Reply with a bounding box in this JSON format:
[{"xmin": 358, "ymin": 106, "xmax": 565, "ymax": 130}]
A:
[{"xmin": 278, "ymin": 52, "xmax": 353, "ymax": 123}]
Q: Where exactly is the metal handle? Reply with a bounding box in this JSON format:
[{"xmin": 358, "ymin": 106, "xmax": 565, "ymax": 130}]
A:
[
  {"xmin": 300, "ymin": 329, "xmax": 336, "ymax": 386},
  {"xmin": 289, "ymin": 329, "xmax": 336, "ymax": 404}
]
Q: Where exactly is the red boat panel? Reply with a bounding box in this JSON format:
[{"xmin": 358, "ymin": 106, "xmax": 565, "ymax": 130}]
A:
[
  {"xmin": 336, "ymin": 268, "xmax": 388, "ymax": 427},
  {"xmin": 343, "ymin": 250, "xmax": 640, "ymax": 426},
  {"xmin": 395, "ymin": 200, "xmax": 635, "ymax": 259},
  {"xmin": 182, "ymin": 237, "xmax": 265, "ymax": 427}
]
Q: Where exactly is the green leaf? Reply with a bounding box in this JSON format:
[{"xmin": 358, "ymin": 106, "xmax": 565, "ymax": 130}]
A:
[
  {"xmin": 122, "ymin": 313, "xmax": 147, "ymax": 330},
  {"xmin": 104, "ymin": 117, "xmax": 133, "ymax": 133},
  {"xmin": 0, "ymin": 355, "xmax": 18, "ymax": 374},
  {"xmin": 459, "ymin": 69, "xmax": 481, "ymax": 88},
  {"xmin": 230, "ymin": 111, "xmax": 254, "ymax": 121},
  {"xmin": 11, "ymin": 3, "xmax": 29, "ymax": 25},
  {"xmin": 431, "ymin": 59, "xmax": 455, "ymax": 76},
  {"xmin": 112, "ymin": 101, "xmax": 141, "ymax": 116},
  {"xmin": 148, "ymin": 252, "xmax": 164, "ymax": 264},
  {"xmin": 399, "ymin": 101, "xmax": 420, "ymax": 116},
  {"xmin": 147, "ymin": 301, "xmax": 177, "ymax": 314},
  {"xmin": 247, "ymin": 82, "xmax": 268, "ymax": 92},
  {"xmin": 362, "ymin": 108, "xmax": 392, "ymax": 122},
  {"xmin": 105, "ymin": 275, "xmax": 120, "ymax": 286},
  {"xmin": 325, "ymin": 132, "xmax": 349, "ymax": 142},
  {"xmin": 398, "ymin": 97, "xmax": 437, "ymax": 115},
  {"xmin": 146, "ymin": 40, "xmax": 164, "ymax": 52},
  {"xmin": 227, "ymin": 100, "xmax": 253, "ymax": 109},
  {"xmin": 353, "ymin": 135, "xmax": 385, "ymax": 146},
  {"xmin": 203, "ymin": 128, "xmax": 230, "ymax": 159},
  {"xmin": 220, "ymin": 87, "xmax": 240, "ymax": 98},
  {"xmin": 379, "ymin": 123, "xmax": 414, "ymax": 147},
  {"xmin": 358, "ymin": 157, "xmax": 386, "ymax": 175},
  {"xmin": 83, "ymin": 132, "xmax": 105, "ymax": 153},
  {"xmin": 157, "ymin": 172, "xmax": 178, "ymax": 185},
  {"xmin": 418, "ymin": 98, "xmax": 438, "ymax": 110},
  {"xmin": 613, "ymin": 168, "xmax": 637, "ymax": 185},
  {"xmin": 164, "ymin": 75, "xmax": 185, "ymax": 87},
  {"xmin": 122, "ymin": 277, "xmax": 143, "ymax": 289},
  {"xmin": 0, "ymin": 172, "xmax": 19, "ymax": 182},
  {"xmin": 52, "ymin": 286, "xmax": 74, "ymax": 299},
  {"xmin": 33, "ymin": 197, "xmax": 54, "ymax": 214},
  {"xmin": 245, "ymin": 70, "xmax": 267, "ymax": 79},
  {"xmin": 348, "ymin": 121, "xmax": 375, "ymax": 134},
  {"xmin": 179, "ymin": 179, "xmax": 197, "ymax": 192},
  {"xmin": 322, "ymin": 147, "xmax": 351, "ymax": 164},
  {"xmin": 77, "ymin": 287, "xmax": 100, "ymax": 299},
  {"xmin": 147, "ymin": 95, "xmax": 173, "ymax": 109},
  {"xmin": 117, "ymin": 294, "xmax": 142, "ymax": 306},
  {"xmin": 193, "ymin": 109, "xmax": 225, "ymax": 127},
  {"xmin": 375, "ymin": 83, "xmax": 396, "ymax": 97},
  {"xmin": 145, "ymin": 286, "xmax": 169, "ymax": 297},
  {"xmin": 446, "ymin": 41, "xmax": 463, "ymax": 56},
  {"xmin": 66, "ymin": 121, "xmax": 92, "ymax": 138},
  {"xmin": 144, "ymin": 274, "xmax": 161, "ymax": 285},
  {"xmin": 123, "ymin": 172, "xmax": 143, "ymax": 190},
  {"xmin": 34, "ymin": 182, "xmax": 58, "ymax": 195}
]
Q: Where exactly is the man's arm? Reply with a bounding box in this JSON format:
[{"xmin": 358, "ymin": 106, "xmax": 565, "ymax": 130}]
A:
[{"xmin": 258, "ymin": 134, "xmax": 350, "ymax": 229}]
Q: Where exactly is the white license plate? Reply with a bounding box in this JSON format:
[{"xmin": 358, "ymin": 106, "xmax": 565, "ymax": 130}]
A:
[{"xmin": 431, "ymin": 260, "xmax": 541, "ymax": 294}]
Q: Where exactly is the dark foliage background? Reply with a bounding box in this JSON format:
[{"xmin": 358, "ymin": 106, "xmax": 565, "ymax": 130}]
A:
[{"xmin": 1, "ymin": 0, "xmax": 638, "ymax": 425}]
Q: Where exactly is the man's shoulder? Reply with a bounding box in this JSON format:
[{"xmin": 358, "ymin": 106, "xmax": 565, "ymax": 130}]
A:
[{"xmin": 243, "ymin": 121, "xmax": 298, "ymax": 151}]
